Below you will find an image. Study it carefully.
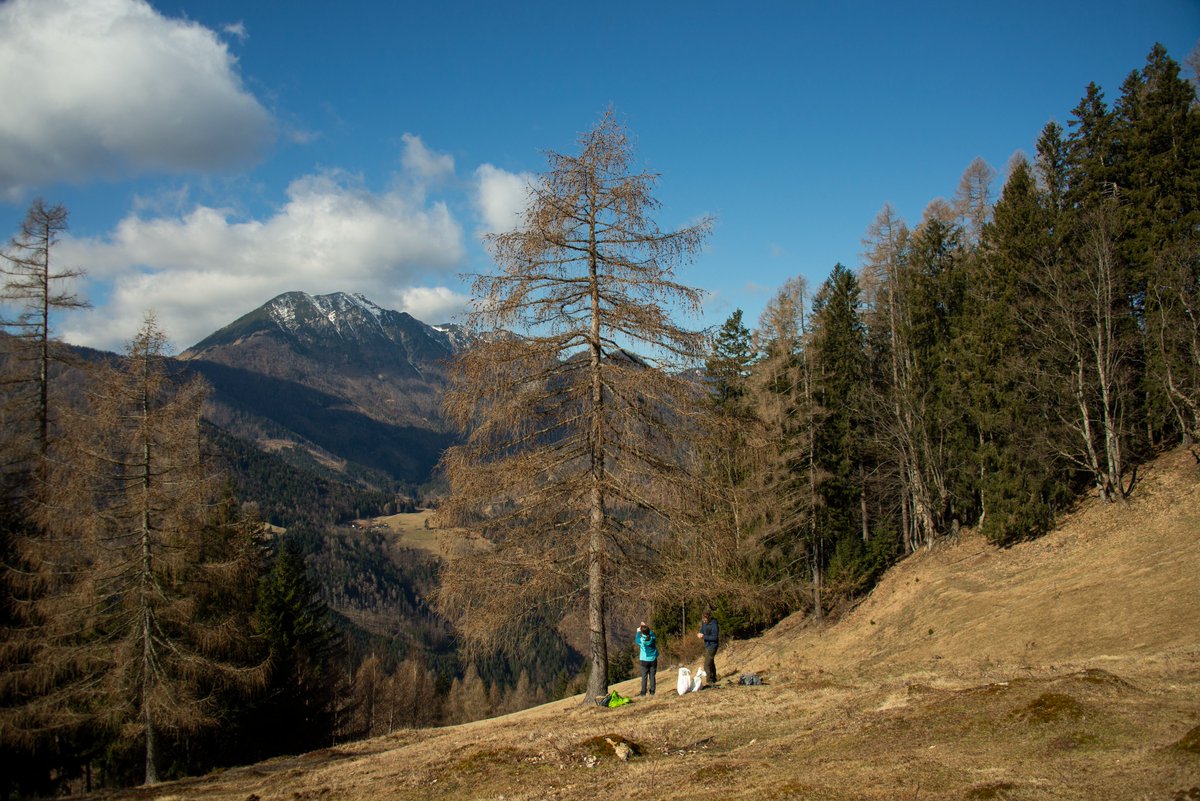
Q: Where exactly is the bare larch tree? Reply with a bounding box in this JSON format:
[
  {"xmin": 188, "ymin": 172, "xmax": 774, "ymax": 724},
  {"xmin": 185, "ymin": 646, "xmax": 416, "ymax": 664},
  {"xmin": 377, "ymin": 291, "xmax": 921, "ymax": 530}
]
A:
[
  {"xmin": 1, "ymin": 198, "xmax": 88, "ymax": 460},
  {"xmin": 34, "ymin": 316, "xmax": 262, "ymax": 784},
  {"xmin": 435, "ymin": 111, "xmax": 712, "ymax": 701}
]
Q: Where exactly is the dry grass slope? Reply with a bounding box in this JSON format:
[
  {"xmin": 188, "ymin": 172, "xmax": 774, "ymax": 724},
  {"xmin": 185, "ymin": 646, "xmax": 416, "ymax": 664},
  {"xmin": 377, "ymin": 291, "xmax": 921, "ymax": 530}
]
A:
[{"xmin": 94, "ymin": 449, "xmax": 1200, "ymax": 801}]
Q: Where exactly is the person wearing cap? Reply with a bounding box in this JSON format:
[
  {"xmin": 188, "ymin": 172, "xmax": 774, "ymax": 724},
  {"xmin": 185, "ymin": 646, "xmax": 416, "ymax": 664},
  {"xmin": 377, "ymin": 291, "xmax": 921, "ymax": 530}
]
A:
[
  {"xmin": 696, "ymin": 611, "xmax": 719, "ymax": 685},
  {"xmin": 635, "ymin": 621, "xmax": 659, "ymax": 696}
]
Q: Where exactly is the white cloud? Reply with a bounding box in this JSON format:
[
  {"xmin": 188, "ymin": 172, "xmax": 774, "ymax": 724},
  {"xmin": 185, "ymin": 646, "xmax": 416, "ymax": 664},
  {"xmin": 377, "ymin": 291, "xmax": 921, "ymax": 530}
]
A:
[
  {"xmin": 388, "ymin": 286, "xmax": 470, "ymax": 326},
  {"xmin": 474, "ymin": 164, "xmax": 534, "ymax": 236},
  {"xmin": 57, "ymin": 170, "xmax": 467, "ymax": 351},
  {"xmin": 401, "ymin": 134, "xmax": 455, "ymax": 184},
  {"xmin": 222, "ymin": 21, "xmax": 248, "ymax": 42},
  {"xmin": 0, "ymin": 0, "xmax": 273, "ymax": 198}
]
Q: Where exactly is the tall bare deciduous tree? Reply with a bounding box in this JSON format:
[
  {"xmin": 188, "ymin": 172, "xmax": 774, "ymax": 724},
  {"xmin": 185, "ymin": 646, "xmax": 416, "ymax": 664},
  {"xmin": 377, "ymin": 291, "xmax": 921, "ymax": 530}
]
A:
[
  {"xmin": 435, "ymin": 111, "xmax": 712, "ymax": 701},
  {"xmin": 953, "ymin": 157, "xmax": 997, "ymax": 247},
  {"xmin": 747, "ymin": 277, "xmax": 824, "ymax": 614},
  {"xmin": 1149, "ymin": 240, "xmax": 1200, "ymax": 444},
  {"xmin": 1, "ymin": 198, "xmax": 89, "ymax": 460},
  {"xmin": 1027, "ymin": 202, "xmax": 1138, "ymax": 501},
  {"xmin": 861, "ymin": 205, "xmax": 939, "ymax": 550}
]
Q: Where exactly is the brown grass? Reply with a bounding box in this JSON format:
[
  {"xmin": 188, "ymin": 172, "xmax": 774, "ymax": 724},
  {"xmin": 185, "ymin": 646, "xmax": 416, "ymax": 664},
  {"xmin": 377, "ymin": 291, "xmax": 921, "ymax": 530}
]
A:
[
  {"xmin": 362, "ymin": 510, "xmax": 485, "ymax": 560},
  {"xmin": 365, "ymin": 510, "xmax": 443, "ymax": 555},
  {"xmin": 93, "ymin": 449, "xmax": 1200, "ymax": 801}
]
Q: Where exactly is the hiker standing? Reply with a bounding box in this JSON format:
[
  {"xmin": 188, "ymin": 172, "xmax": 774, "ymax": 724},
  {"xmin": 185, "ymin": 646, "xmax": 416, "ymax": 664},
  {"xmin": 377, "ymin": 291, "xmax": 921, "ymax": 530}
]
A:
[
  {"xmin": 635, "ymin": 622, "xmax": 659, "ymax": 696},
  {"xmin": 697, "ymin": 611, "xmax": 719, "ymax": 685}
]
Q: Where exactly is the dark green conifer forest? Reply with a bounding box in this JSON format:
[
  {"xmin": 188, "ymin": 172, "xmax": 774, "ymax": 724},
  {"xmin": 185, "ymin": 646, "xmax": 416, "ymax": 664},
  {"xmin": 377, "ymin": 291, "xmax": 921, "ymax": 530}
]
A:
[
  {"xmin": 691, "ymin": 44, "xmax": 1198, "ymax": 627},
  {"xmin": 0, "ymin": 44, "xmax": 1197, "ymax": 796}
]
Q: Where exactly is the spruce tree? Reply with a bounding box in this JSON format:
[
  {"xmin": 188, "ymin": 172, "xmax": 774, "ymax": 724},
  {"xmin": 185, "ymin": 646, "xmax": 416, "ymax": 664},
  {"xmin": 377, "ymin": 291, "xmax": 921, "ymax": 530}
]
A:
[
  {"xmin": 808, "ymin": 264, "xmax": 874, "ymax": 592},
  {"xmin": 251, "ymin": 536, "xmax": 342, "ymax": 757},
  {"xmin": 705, "ymin": 308, "xmax": 756, "ymax": 409},
  {"xmin": 969, "ymin": 158, "xmax": 1071, "ymax": 542},
  {"xmin": 1066, "ymin": 83, "xmax": 1119, "ymax": 209},
  {"xmin": 1114, "ymin": 44, "xmax": 1200, "ymax": 444},
  {"xmin": 1036, "ymin": 121, "xmax": 1070, "ymax": 215}
]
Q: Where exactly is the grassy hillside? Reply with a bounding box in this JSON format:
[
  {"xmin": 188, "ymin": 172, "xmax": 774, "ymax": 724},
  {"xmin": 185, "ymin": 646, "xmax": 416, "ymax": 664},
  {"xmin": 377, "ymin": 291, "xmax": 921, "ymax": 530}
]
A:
[{"xmin": 89, "ymin": 449, "xmax": 1200, "ymax": 801}]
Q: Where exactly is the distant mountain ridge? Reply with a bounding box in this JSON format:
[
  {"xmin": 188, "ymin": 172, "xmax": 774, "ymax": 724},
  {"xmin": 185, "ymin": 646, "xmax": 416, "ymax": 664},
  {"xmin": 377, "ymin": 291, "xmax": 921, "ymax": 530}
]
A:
[{"xmin": 180, "ymin": 291, "xmax": 466, "ymax": 489}]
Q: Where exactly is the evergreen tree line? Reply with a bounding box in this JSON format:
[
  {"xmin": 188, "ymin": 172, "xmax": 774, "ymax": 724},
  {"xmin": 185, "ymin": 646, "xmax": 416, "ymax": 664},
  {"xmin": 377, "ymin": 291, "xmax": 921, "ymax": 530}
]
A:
[{"xmin": 699, "ymin": 44, "xmax": 1198, "ymax": 625}]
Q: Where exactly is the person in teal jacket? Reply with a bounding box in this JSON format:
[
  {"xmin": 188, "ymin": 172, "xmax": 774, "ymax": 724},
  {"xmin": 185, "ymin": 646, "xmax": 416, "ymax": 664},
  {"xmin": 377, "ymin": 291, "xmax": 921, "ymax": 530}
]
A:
[{"xmin": 635, "ymin": 621, "xmax": 659, "ymax": 696}]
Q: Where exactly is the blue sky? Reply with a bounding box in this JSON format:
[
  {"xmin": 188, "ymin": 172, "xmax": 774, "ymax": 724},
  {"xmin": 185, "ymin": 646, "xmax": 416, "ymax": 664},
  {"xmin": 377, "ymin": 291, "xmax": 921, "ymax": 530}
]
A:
[{"xmin": 1, "ymin": 0, "xmax": 1197, "ymax": 353}]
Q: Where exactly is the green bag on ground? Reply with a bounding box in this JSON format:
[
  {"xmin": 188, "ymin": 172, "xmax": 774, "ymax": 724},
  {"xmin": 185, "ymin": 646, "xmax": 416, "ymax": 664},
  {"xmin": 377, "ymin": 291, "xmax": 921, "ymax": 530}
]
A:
[{"xmin": 607, "ymin": 690, "xmax": 631, "ymax": 708}]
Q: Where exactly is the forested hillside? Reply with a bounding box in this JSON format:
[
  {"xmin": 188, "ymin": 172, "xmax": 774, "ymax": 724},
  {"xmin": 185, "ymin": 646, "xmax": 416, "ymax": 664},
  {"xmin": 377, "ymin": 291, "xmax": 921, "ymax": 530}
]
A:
[
  {"xmin": 431, "ymin": 44, "xmax": 1200, "ymax": 701},
  {"xmin": 687, "ymin": 42, "xmax": 1200, "ymax": 623}
]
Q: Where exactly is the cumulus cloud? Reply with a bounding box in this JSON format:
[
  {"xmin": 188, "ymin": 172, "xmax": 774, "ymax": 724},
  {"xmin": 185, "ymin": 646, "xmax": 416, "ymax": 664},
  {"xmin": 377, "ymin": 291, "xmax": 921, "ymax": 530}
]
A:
[
  {"xmin": 474, "ymin": 164, "xmax": 535, "ymax": 236},
  {"xmin": 57, "ymin": 170, "xmax": 467, "ymax": 351},
  {"xmin": 0, "ymin": 0, "xmax": 273, "ymax": 198}
]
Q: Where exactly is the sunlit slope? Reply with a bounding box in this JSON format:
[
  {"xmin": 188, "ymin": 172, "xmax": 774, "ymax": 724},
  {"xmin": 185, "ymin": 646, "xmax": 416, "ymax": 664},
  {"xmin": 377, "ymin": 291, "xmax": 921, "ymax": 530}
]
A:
[{"xmin": 740, "ymin": 445, "xmax": 1200, "ymax": 676}]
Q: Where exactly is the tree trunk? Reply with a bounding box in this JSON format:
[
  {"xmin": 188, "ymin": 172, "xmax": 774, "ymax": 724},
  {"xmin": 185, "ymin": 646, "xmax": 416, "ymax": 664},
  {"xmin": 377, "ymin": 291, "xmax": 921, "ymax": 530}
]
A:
[
  {"xmin": 142, "ymin": 598, "xmax": 158, "ymax": 785},
  {"xmin": 584, "ymin": 190, "xmax": 609, "ymax": 704},
  {"xmin": 586, "ymin": 514, "xmax": 607, "ymax": 701}
]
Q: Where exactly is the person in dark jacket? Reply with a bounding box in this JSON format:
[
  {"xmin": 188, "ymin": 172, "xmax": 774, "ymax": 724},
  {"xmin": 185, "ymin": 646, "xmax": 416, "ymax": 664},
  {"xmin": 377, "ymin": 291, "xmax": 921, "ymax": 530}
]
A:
[
  {"xmin": 696, "ymin": 611, "xmax": 719, "ymax": 684},
  {"xmin": 635, "ymin": 622, "xmax": 659, "ymax": 696}
]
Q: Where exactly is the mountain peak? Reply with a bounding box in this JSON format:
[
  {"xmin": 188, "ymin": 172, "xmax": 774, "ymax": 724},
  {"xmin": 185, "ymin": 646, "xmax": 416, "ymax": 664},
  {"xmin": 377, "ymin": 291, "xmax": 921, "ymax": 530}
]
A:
[
  {"xmin": 177, "ymin": 290, "xmax": 465, "ymax": 485},
  {"xmin": 183, "ymin": 291, "xmax": 459, "ymax": 359}
]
